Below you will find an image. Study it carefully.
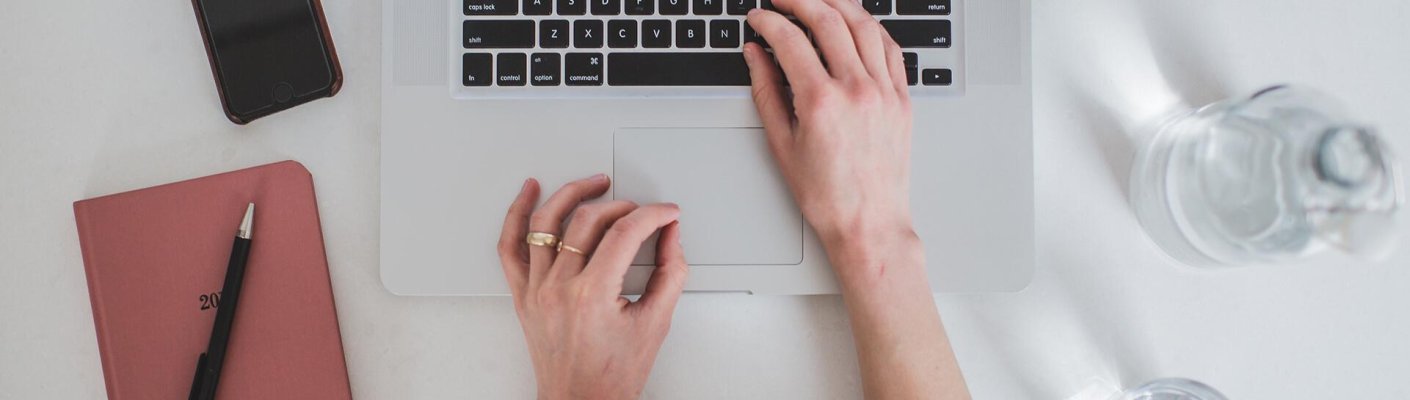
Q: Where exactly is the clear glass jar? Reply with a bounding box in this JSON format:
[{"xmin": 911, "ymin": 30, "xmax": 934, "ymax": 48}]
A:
[
  {"xmin": 1112, "ymin": 378, "xmax": 1227, "ymax": 400},
  {"xmin": 1131, "ymin": 85, "xmax": 1404, "ymax": 267}
]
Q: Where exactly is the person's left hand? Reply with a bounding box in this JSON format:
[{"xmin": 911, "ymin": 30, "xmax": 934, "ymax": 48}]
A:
[{"xmin": 498, "ymin": 174, "xmax": 690, "ymax": 399}]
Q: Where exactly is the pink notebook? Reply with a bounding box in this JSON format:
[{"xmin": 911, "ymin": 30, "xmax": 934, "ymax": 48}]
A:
[{"xmin": 73, "ymin": 161, "xmax": 352, "ymax": 399}]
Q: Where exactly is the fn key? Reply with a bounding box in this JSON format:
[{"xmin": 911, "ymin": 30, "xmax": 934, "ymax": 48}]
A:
[{"xmin": 463, "ymin": 53, "xmax": 492, "ymax": 86}]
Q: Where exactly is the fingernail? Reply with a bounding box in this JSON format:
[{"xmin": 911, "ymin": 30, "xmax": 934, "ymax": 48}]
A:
[
  {"xmin": 521, "ymin": 178, "xmax": 534, "ymax": 192},
  {"xmin": 747, "ymin": 8, "xmax": 759, "ymax": 16}
]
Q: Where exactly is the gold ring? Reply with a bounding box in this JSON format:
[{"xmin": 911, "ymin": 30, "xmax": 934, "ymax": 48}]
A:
[
  {"xmin": 525, "ymin": 232, "xmax": 559, "ymax": 248},
  {"xmin": 557, "ymin": 242, "xmax": 587, "ymax": 256}
]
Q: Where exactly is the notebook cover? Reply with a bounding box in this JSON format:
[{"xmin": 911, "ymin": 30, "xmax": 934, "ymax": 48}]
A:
[{"xmin": 73, "ymin": 161, "xmax": 352, "ymax": 399}]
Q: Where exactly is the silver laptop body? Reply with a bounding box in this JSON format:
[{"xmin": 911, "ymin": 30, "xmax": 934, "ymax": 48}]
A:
[{"xmin": 381, "ymin": 0, "xmax": 1032, "ymax": 294}]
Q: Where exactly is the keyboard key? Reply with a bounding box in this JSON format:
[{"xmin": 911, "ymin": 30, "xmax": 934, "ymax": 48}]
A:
[
  {"xmin": 524, "ymin": 0, "xmax": 552, "ymax": 15},
  {"xmin": 726, "ymin": 0, "xmax": 755, "ymax": 15},
  {"xmin": 861, "ymin": 0, "xmax": 889, "ymax": 15},
  {"xmin": 592, "ymin": 0, "xmax": 620, "ymax": 15},
  {"xmin": 608, "ymin": 20, "xmax": 638, "ymax": 48},
  {"xmin": 574, "ymin": 20, "xmax": 604, "ymax": 48},
  {"xmin": 540, "ymin": 20, "xmax": 570, "ymax": 48},
  {"xmin": 897, "ymin": 0, "xmax": 950, "ymax": 15},
  {"xmin": 497, "ymin": 53, "xmax": 528, "ymax": 86},
  {"xmin": 743, "ymin": 22, "xmax": 767, "ymax": 47},
  {"xmin": 710, "ymin": 20, "xmax": 740, "ymax": 48},
  {"xmin": 642, "ymin": 20, "xmax": 673, "ymax": 48},
  {"xmin": 626, "ymin": 0, "xmax": 654, "ymax": 15},
  {"xmin": 465, "ymin": 0, "xmax": 517, "ymax": 15},
  {"xmin": 462, "ymin": 53, "xmax": 493, "ymax": 86},
  {"xmin": 558, "ymin": 0, "xmax": 587, "ymax": 15},
  {"xmin": 676, "ymin": 20, "xmax": 706, "ymax": 48},
  {"xmin": 531, "ymin": 53, "xmax": 561, "ymax": 86},
  {"xmin": 659, "ymin": 0, "xmax": 688, "ymax": 15},
  {"xmin": 464, "ymin": 20, "xmax": 536, "ymax": 48},
  {"xmin": 693, "ymin": 0, "xmax": 722, "ymax": 15},
  {"xmin": 608, "ymin": 53, "xmax": 750, "ymax": 86},
  {"xmin": 880, "ymin": 20, "xmax": 950, "ymax": 48},
  {"xmin": 921, "ymin": 68, "xmax": 951, "ymax": 85},
  {"xmin": 566, "ymin": 53, "xmax": 605, "ymax": 86},
  {"xmin": 760, "ymin": 0, "xmax": 773, "ymax": 10},
  {"xmin": 903, "ymin": 52, "xmax": 917, "ymax": 85}
]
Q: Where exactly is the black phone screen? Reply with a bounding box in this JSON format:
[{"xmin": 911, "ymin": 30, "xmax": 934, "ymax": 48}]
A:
[{"xmin": 199, "ymin": 0, "xmax": 334, "ymax": 116}]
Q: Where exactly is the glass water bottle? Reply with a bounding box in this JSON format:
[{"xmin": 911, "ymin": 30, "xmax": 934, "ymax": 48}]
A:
[{"xmin": 1131, "ymin": 85, "xmax": 1404, "ymax": 267}]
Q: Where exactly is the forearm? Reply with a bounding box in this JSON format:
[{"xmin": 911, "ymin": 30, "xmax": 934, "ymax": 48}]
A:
[{"xmin": 822, "ymin": 228, "xmax": 970, "ymax": 400}]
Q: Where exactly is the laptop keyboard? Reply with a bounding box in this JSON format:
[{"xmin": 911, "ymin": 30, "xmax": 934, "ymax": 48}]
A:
[{"xmin": 457, "ymin": 0, "xmax": 961, "ymax": 94}]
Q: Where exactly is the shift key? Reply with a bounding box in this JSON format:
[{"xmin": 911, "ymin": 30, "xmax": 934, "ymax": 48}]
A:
[
  {"xmin": 464, "ymin": 20, "xmax": 536, "ymax": 48},
  {"xmin": 880, "ymin": 20, "xmax": 951, "ymax": 48}
]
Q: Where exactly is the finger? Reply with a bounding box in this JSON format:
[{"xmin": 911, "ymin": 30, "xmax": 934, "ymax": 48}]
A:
[
  {"xmin": 882, "ymin": 34, "xmax": 909, "ymax": 96},
  {"xmin": 768, "ymin": 0, "xmax": 866, "ymax": 80},
  {"xmin": 746, "ymin": 10, "xmax": 829, "ymax": 89},
  {"xmin": 582, "ymin": 203, "xmax": 682, "ymax": 295},
  {"xmin": 497, "ymin": 178, "xmax": 540, "ymax": 298},
  {"xmin": 550, "ymin": 200, "xmax": 638, "ymax": 281},
  {"xmin": 527, "ymin": 174, "xmax": 612, "ymax": 288},
  {"xmin": 820, "ymin": 0, "xmax": 891, "ymax": 85},
  {"xmin": 743, "ymin": 43, "xmax": 795, "ymax": 161},
  {"xmin": 630, "ymin": 221, "xmax": 689, "ymax": 319}
]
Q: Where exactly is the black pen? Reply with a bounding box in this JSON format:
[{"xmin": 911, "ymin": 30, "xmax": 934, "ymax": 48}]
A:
[{"xmin": 189, "ymin": 203, "xmax": 254, "ymax": 400}]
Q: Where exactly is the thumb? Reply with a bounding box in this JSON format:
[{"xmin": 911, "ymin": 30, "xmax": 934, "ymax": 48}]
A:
[{"xmin": 631, "ymin": 221, "xmax": 688, "ymax": 323}]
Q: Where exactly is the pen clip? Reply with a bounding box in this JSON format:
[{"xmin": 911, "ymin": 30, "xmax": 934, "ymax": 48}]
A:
[{"xmin": 188, "ymin": 352, "xmax": 208, "ymax": 400}]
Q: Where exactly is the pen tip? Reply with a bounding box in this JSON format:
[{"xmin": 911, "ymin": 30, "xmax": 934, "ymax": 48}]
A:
[{"xmin": 238, "ymin": 203, "xmax": 254, "ymax": 239}]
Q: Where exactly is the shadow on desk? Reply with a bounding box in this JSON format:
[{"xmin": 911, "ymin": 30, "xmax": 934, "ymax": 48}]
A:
[
  {"xmin": 952, "ymin": 1, "xmax": 1254, "ymax": 397},
  {"xmin": 1053, "ymin": 0, "xmax": 1239, "ymax": 208}
]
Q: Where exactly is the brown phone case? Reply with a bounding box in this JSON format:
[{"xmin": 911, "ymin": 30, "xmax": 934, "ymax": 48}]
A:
[{"xmin": 190, "ymin": 0, "xmax": 343, "ymax": 124}]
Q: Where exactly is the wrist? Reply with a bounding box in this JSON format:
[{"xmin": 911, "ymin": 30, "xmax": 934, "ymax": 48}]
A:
[
  {"xmin": 537, "ymin": 377, "xmax": 641, "ymax": 400},
  {"xmin": 536, "ymin": 381, "xmax": 567, "ymax": 400},
  {"xmin": 817, "ymin": 219, "xmax": 926, "ymax": 288},
  {"xmin": 809, "ymin": 206, "xmax": 911, "ymax": 245},
  {"xmin": 814, "ymin": 210, "xmax": 916, "ymax": 255}
]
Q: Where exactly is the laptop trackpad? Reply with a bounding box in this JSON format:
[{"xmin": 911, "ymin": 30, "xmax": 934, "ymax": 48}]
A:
[{"xmin": 613, "ymin": 128, "xmax": 803, "ymax": 266}]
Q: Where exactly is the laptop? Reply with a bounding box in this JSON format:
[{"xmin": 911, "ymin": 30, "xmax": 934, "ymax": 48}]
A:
[{"xmin": 380, "ymin": 0, "xmax": 1032, "ymax": 294}]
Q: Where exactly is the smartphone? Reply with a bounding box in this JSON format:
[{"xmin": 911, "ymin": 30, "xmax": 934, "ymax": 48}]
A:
[{"xmin": 192, "ymin": 0, "xmax": 342, "ymax": 124}]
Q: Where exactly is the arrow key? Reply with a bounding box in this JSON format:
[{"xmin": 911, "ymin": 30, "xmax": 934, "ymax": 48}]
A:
[{"xmin": 921, "ymin": 68, "xmax": 952, "ymax": 86}]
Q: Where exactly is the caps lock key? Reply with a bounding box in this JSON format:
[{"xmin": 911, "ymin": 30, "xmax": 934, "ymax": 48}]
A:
[{"xmin": 464, "ymin": 0, "xmax": 518, "ymax": 15}]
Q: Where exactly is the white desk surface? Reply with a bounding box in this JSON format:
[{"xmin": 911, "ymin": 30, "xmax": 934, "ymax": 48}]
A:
[{"xmin": 4, "ymin": 0, "xmax": 1409, "ymax": 398}]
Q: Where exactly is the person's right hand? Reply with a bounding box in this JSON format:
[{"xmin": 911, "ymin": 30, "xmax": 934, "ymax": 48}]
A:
[
  {"xmin": 743, "ymin": 6, "xmax": 970, "ymax": 399},
  {"xmin": 742, "ymin": 0, "xmax": 916, "ymax": 251}
]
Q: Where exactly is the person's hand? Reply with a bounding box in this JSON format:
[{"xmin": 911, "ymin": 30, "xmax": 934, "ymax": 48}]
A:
[
  {"xmin": 743, "ymin": 0, "xmax": 915, "ymax": 255},
  {"xmin": 743, "ymin": 4, "xmax": 970, "ymax": 399},
  {"xmin": 497, "ymin": 175, "xmax": 689, "ymax": 399}
]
